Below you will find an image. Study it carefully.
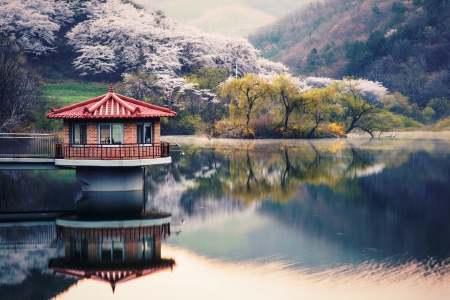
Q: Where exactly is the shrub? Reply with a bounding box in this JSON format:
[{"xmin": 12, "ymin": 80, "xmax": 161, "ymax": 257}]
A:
[{"xmin": 161, "ymin": 114, "xmax": 203, "ymax": 135}]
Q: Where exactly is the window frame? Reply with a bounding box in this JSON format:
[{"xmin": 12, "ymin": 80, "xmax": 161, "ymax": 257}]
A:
[
  {"xmin": 72, "ymin": 237, "xmax": 88, "ymax": 261},
  {"xmin": 99, "ymin": 238, "xmax": 125, "ymax": 262},
  {"xmin": 137, "ymin": 122, "xmax": 154, "ymax": 145},
  {"xmin": 138, "ymin": 235, "xmax": 154, "ymax": 261},
  {"xmin": 98, "ymin": 123, "xmax": 124, "ymax": 145},
  {"xmin": 71, "ymin": 123, "xmax": 87, "ymax": 146}
]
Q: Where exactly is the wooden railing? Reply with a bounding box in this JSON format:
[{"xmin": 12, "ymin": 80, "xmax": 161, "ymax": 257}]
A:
[
  {"xmin": 0, "ymin": 133, "xmax": 60, "ymax": 158},
  {"xmin": 55, "ymin": 142, "xmax": 170, "ymax": 160}
]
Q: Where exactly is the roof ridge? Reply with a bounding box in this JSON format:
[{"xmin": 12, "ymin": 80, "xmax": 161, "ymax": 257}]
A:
[
  {"xmin": 88, "ymin": 93, "xmax": 113, "ymax": 113},
  {"xmin": 111, "ymin": 93, "xmax": 136, "ymax": 113},
  {"xmin": 49, "ymin": 95, "xmax": 106, "ymax": 114},
  {"xmin": 117, "ymin": 94, "xmax": 174, "ymax": 113}
]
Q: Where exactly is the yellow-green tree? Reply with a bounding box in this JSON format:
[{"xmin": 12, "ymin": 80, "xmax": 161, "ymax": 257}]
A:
[
  {"xmin": 333, "ymin": 81, "xmax": 391, "ymax": 137},
  {"xmin": 302, "ymin": 86, "xmax": 335, "ymax": 138},
  {"xmin": 222, "ymin": 73, "xmax": 271, "ymax": 134},
  {"xmin": 271, "ymin": 74, "xmax": 304, "ymax": 131}
]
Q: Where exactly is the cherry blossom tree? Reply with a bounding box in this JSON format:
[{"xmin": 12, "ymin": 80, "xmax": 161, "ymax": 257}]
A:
[
  {"xmin": 65, "ymin": 0, "xmax": 286, "ymax": 79},
  {"xmin": 0, "ymin": 0, "xmax": 73, "ymax": 55}
]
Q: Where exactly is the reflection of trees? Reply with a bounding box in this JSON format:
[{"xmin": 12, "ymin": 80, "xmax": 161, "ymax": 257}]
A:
[
  {"xmin": 219, "ymin": 140, "xmax": 380, "ymax": 203},
  {"xmin": 147, "ymin": 136, "xmax": 450, "ymax": 209},
  {"xmin": 0, "ymin": 269, "xmax": 77, "ymax": 300},
  {"xmin": 260, "ymin": 148, "xmax": 450, "ymax": 261},
  {"xmin": 0, "ymin": 170, "xmax": 79, "ymax": 212}
]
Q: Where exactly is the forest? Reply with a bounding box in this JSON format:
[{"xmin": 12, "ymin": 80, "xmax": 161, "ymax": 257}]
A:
[
  {"xmin": 249, "ymin": 0, "xmax": 450, "ymax": 115},
  {"xmin": 0, "ymin": 0, "xmax": 449, "ymax": 138}
]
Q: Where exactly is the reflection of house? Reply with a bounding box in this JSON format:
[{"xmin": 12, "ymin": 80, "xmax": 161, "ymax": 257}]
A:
[
  {"xmin": 49, "ymin": 213, "xmax": 174, "ymax": 292},
  {"xmin": 46, "ymin": 85, "xmax": 177, "ymax": 167}
]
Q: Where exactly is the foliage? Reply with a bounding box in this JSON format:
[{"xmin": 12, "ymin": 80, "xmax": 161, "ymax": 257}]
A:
[
  {"xmin": 122, "ymin": 71, "xmax": 158, "ymax": 102},
  {"xmin": 0, "ymin": 0, "xmax": 74, "ymax": 55},
  {"xmin": 160, "ymin": 113, "xmax": 203, "ymax": 135},
  {"xmin": 64, "ymin": 0, "xmax": 285, "ymax": 79},
  {"xmin": 301, "ymin": 86, "xmax": 336, "ymax": 138},
  {"xmin": 328, "ymin": 122, "xmax": 346, "ymax": 137},
  {"xmin": 0, "ymin": 39, "xmax": 43, "ymax": 132},
  {"xmin": 270, "ymin": 74, "xmax": 304, "ymax": 131},
  {"xmin": 427, "ymin": 97, "xmax": 450, "ymax": 120},
  {"xmin": 184, "ymin": 67, "xmax": 229, "ymax": 135},
  {"xmin": 249, "ymin": 0, "xmax": 450, "ymax": 109},
  {"xmin": 332, "ymin": 80, "xmax": 392, "ymax": 137},
  {"xmin": 430, "ymin": 116, "xmax": 450, "ymax": 131},
  {"xmin": 222, "ymin": 73, "xmax": 271, "ymax": 135},
  {"xmin": 31, "ymin": 97, "xmax": 64, "ymax": 133}
]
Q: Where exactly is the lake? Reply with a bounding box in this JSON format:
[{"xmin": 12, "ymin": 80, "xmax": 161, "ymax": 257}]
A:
[{"xmin": 1, "ymin": 133, "xmax": 450, "ymax": 300}]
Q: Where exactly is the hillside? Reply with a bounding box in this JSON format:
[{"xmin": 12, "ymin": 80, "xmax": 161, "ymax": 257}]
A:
[
  {"xmin": 133, "ymin": 0, "xmax": 307, "ymax": 37},
  {"xmin": 249, "ymin": 0, "xmax": 450, "ymax": 108}
]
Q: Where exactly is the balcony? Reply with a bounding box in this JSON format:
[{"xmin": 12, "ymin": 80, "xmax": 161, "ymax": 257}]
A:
[
  {"xmin": 54, "ymin": 142, "xmax": 172, "ymax": 167},
  {"xmin": 0, "ymin": 133, "xmax": 172, "ymax": 168},
  {"xmin": 55, "ymin": 142, "xmax": 170, "ymax": 160}
]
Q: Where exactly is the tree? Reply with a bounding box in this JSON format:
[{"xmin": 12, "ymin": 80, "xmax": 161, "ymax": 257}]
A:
[
  {"xmin": 270, "ymin": 74, "xmax": 304, "ymax": 131},
  {"xmin": 222, "ymin": 74, "xmax": 271, "ymax": 135},
  {"xmin": 122, "ymin": 71, "xmax": 158, "ymax": 102},
  {"xmin": 65, "ymin": 0, "xmax": 283, "ymax": 79},
  {"xmin": 154, "ymin": 75, "xmax": 199, "ymax": 109},
  {"xmin": 333, "ymin": 80, "xmax": 390, "ymax": 137},
  {"xmin": 302, "ymin": 86, "xmax": 335, "ymax": 138},
  {"xmin": 0, "ymin": 0, "xmax": 73, "ymax": 55},
  {"xmin": 0, "ymin": 39, "xmax": 43, "ymax": 132},
  {"xmin": 185, "ymin": 67, "xmax": 229, "ymax": 135}
]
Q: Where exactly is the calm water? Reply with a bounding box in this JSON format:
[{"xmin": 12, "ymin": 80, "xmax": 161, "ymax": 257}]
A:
[{"xmin": 1, "ymin": 133, "xmax": 450, "ymax": 300}]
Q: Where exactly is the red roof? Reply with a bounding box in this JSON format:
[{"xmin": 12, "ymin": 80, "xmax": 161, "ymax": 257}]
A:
[{"xmin": 47, "ymin": 85, "xmax": 177, "ymax": 119}]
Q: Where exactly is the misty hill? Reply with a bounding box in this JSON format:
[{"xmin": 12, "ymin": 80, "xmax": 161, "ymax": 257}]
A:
[
  {"xmin": 133, "ymin": 0, "xmax": 307, "ymax": 37},
  {"xmin": 249, "ymin": 0, "xmax": 450, "ymax": 108}
]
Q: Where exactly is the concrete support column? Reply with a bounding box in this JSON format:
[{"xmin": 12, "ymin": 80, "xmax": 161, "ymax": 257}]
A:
[{"xmin": 76, "ymin": 168, "xmax": 144, "ymax": 192}]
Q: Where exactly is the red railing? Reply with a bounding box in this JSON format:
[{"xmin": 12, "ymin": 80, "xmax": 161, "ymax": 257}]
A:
[{"xmin": 55, "ymin": 142, "xmax": 170, "ymax": 160}]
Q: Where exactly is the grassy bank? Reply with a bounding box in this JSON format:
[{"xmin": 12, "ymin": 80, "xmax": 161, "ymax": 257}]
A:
[{"xmin": 44, "ymin": 82, "xmax": 109, "ymax": 103}]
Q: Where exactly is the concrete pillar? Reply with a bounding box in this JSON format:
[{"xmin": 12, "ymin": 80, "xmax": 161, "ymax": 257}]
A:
[
  {"xmin": 75, "ymin": 167, "xmax": 144, "ymax": 192},
  {"xmin": 76, "ymin": 190, "xmax": 144, "ymax": 215}
]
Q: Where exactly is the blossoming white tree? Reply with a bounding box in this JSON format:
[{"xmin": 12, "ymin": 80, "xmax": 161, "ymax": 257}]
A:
[{"xmin": 0, "ymin": 0, "xmax": 73, "ymax": 55}]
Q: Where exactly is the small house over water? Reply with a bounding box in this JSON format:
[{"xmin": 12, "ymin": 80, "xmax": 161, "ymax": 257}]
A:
[{"xmin": 46, "ymin": 84, "xmax": 177, "ymax": 167}]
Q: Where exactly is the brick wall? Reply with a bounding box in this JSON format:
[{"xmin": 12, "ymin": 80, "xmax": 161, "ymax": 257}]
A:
[
  {"xmin": 154, "ymin": 119, "xmax": 161, "ymax": 143},
  {"xmin": 63, "ymin": 120, "xmax": 70, "ymax": 144},
  {"xmin": 65, "ymin": 118, "xmax": 161, "ymax": 144}
]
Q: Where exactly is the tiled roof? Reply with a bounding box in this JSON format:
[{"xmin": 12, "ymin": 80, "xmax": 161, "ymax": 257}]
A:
[{"xmin": 47, "ymin": 85, "xmax": 177, "ymax": 119}]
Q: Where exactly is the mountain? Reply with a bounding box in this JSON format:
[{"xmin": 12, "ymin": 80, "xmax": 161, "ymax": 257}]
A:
[
  {"xmin": 249, "ymin": 0, "xmax": 450, "ymax": 108},
  {"xmin": 133, "ymin": 0, "xmax": 308, "ymax": 37}
]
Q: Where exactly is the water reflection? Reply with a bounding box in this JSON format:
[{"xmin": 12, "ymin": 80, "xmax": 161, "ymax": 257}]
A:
[
  {"xmin": 0, "ymin": 169, "xmax": 79, "ymax": 212},
  {"xmin": 50, "ymin": 188, "xmax": 174, "ymax": 293},
  {"xmin": 147, "ymin": 135, "xmax": 450, "ymax": 287},
  {"xmin": 49, "ymin": 217, "xmax": 173, "ymax": 293},
  {"xmin": 1, "ymin": 133, "xmax": 450, "ymax": 299}
]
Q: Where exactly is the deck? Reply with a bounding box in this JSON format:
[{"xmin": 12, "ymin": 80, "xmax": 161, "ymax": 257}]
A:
[{"xmin": 0, "ymin": 133, "xmax": 172, "ymax": 167}]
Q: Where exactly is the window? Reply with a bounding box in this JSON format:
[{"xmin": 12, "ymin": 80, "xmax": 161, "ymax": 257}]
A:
[
  {"xmin": 99, "ymin": 123, "xmax": 123, "ymax": 144},
  {"xmin": 71, "ymin": 124, "xmax": 87, "ymax": 144},
  {"xmin": 138, "ymin": 236, "xmax": 154, "ymax": 261},
  {"xmin": 100, "ymin": 238, "xmax": 124, "ymax": 261},
  {"xmin": 137, "ymin": 123, "xmax": 153, "ymax": 144},
  {"xmin": 72, "ymin": 237, "xmax": 88, "ymax": 260}
]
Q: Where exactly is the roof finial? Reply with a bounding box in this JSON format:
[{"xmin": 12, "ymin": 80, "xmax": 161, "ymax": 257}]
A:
[{"xmin": 109, "ymin": 84, "xmax": 114, "ymax": 93}]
